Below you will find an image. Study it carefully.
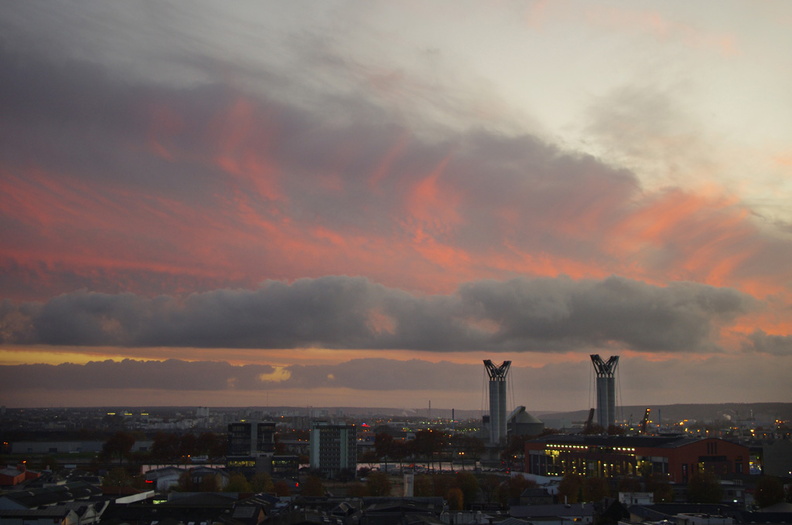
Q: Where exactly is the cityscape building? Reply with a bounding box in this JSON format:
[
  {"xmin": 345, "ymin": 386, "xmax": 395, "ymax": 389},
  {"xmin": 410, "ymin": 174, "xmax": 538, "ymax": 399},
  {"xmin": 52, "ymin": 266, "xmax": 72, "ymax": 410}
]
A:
[
  {"xmin": 525, "ymin": 434, "xmax": 749, "ymax": 483},
  {"xmin": 309, "ymin": 421, "xmax": 357, "ymax": 479},
  {"xmin": 507, "ymin": 405, "xmax": 545, "ymax": 438},
  {"xmin": 226, "ymin": 420, "xmax": 276, "ymax": 473},
  {"xmin": 227, "ymin": 421, "xmax": 276, "ymax": 457}
]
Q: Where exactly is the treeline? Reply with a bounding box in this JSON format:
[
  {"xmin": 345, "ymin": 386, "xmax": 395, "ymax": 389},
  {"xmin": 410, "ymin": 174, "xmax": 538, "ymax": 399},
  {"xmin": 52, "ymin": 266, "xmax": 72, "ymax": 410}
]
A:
[{"xmin": 100, "ymin": 430, "xmax": 227, "ymax": 465}]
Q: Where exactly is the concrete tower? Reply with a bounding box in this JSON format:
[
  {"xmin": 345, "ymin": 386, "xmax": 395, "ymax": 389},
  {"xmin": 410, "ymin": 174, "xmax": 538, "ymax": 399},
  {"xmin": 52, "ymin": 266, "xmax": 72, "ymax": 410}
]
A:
[
  {"xmin": 590, "ymin": 354, "xmax": 619, "ymax": 430},
  {"xmin": 484, "ymin": 359, "xmax": 511, "ymax": 445}
]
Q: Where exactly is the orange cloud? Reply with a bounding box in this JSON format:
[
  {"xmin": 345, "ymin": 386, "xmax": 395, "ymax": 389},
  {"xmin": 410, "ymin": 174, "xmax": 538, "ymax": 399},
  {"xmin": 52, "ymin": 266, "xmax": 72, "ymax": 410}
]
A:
[
  {"xmin": 209, "ymin": 96, "xmax": 283, "ymax": 202},
  {"xmin": 606, "ymin": 188, "xmax": 763, "ymax": 286},
  {"xmin": 406, "ymin": 154, "xmax": 460, "ymax": 230},
  {"xmin": 368, "ymin": 131, "xmax": 411, "ymax": 189}
]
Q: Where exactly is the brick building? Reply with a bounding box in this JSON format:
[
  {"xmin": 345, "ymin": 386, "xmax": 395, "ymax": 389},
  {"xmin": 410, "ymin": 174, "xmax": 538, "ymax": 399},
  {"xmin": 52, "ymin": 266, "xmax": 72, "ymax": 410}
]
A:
[{"xmin": 525, "ymin": 435, "xmax": 749, "ymax": 483}]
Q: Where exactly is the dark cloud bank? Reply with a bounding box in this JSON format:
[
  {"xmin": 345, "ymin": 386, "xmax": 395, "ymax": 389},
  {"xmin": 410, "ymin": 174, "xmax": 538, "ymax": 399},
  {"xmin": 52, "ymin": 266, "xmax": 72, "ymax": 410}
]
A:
[
  {"xmin": 1, "ymin": 355, "xmax": 789, "ymax": 405},
  {"xmin": 1, "ymin": 275, "xmax": 756, "ymax": 353},
  {"xmin": 0, "ymin": 358, "xmax": 480, "ymax": 393}
]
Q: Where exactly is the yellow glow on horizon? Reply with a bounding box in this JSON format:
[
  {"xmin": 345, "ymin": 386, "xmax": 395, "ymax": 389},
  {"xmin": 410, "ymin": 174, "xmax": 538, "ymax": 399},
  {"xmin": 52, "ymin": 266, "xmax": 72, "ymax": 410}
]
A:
[
  {"xmin": 257, "ymin": 366, "xmax": 292, "ymax": 382},
  {"xmin": 3, "ymin": 345, "xmax": 731, "ymax": 371},
  {"xmin": 0, "ymin": 348, "xmax": 133, "ymax": 366}
]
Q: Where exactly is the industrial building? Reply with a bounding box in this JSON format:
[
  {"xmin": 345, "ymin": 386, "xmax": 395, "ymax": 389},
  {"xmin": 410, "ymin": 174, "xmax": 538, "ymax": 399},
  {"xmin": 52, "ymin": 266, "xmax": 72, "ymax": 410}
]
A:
[
  {"xmin": 507, "ymin": 406, "xmax": 545, "ymax": 438},
  {"xmin": 524, "ymin": 434, "xmax": 749, "ymax": 483},
  {"xmin": 310, "ymin": 421, "xmax": 357, "ymax": 479}
]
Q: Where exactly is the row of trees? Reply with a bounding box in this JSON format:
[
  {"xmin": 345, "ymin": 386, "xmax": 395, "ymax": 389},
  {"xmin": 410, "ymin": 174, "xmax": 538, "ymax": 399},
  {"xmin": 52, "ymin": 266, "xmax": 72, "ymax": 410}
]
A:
[
  {"xmin": 366, "ymin": 430, "xmax": 486, "ymax": 470},
  {"xmin": 99, "ymin": 430, "xmax": 227, "ymax": 466},
  {"xmin": 553, "ymin": 471, "xmax": 792, "ymax": 507}
]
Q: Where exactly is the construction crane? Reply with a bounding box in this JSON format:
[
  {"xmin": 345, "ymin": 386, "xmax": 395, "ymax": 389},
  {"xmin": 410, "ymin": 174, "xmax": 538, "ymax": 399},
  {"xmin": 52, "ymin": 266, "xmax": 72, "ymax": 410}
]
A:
[
  {"xmin": 583, "ymin": 408, "xmax": 596, "ymax": 433},
  {"xmin": 640, "ymin": 408, "xmax": 651, "ymax": 435}
]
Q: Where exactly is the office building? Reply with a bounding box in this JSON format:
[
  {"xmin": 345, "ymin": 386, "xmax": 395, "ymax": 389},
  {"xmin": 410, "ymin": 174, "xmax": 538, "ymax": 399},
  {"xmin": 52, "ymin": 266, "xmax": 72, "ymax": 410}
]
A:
[
  {"xmin": 525, "ymin": 434, "xmax": 749, "ymax": 483},
  {"xmin": 226, "ymin": 421, "xmax": 276, "ymax": 473},
  {"xmin": 310, "ymin": 421, "xmax": 356, "ymax": 479}
]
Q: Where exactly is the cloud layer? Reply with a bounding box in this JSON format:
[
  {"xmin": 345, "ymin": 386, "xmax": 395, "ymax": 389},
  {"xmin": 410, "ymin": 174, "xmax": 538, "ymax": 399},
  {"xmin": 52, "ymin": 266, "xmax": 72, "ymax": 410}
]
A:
[
  {"xmin": 2, "ymin": 21, "xmax": 791, "ymax": 306},
  {"xmin": 1, "ymin": 355, "xmax": 789, "ymax": 412},
  {"xmin": 1, "ymin": 275, "xmax": 755, "ymax": 353}
]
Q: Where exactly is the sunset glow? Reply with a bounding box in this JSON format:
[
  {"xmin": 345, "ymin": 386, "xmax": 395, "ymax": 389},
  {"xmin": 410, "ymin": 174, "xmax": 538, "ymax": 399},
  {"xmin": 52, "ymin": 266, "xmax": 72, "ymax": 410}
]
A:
[{"xmin": 1, "ymin": 1, "xmax": 791, "ymax": 410}]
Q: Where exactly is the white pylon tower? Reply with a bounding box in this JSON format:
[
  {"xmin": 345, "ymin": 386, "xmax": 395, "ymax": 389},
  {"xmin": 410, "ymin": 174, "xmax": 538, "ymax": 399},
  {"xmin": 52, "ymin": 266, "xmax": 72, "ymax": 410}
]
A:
[
  {"xmin": 484, "ymin": 360, "xmax": 511, "ymax": 446},
  {"xmin": 590, "ymin": 354, "xmax": 619, "ymax": 430}
]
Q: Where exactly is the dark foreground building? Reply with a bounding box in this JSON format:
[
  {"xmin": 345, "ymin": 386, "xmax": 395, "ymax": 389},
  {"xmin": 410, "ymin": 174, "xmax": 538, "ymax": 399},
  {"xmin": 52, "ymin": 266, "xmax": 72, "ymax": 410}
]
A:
[{"xmin": 525, "ymin": 435, "xmax": 749, "ymax": 482}]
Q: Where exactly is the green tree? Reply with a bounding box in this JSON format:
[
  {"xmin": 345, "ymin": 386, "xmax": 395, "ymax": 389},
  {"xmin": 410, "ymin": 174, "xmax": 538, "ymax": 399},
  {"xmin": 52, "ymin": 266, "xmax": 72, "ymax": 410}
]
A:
[
  {"xmin": 432, "ymin": 474, "xmax": 456, "ymax": 499},
  {"xmin": 446, "ymin": 487, "xmax": 464, "ymax": 511},
  {"xmin": 558, "ymin": 473, "xmax": 584, "ymax": 504},
  {"xmin": 375, "ymin": 433, "xmax": 394, "ymax": 461},
  {"xmin": 618, "ymin": 477, "xmax": 642, "ymax": 493},
  {"xmin": 451, "ymin": 434, "xmax": 485, "ymax": 463},
  {"xmin": 199, "ymin": 473, "xmax": 220, "ymax": 492},
  {"xmin": 176, "ymin": 470, "xmax": 196, "ymax": 491},
  {"xmin": 302, "ymin": 475, "xmax": 325, "ymax": 497},
  {"xmin": 347, "ymin": 482, "xmax": 369, "ymax": 497},
  {"xmin": 688, "ymin": 470, "xmax": 722, "ymax": 503},
  {"xmin": 151, "ymin": 432, "xmax": 180, "ymax": 462},
  {"xmin": 226, "ymin": 472, "xmax": 252, "ymax": 492},
  {"xmin": 366, "ymin": 471, "xmax": 392, "ymax": 497},
  {"xmin": 274, "ymin": 480, "xmax": 292, "ymax": 496},
  {"xmin": 455, "ymin": 471, "xmax": 479, "ymax": 509},
  {"xmin": 103, "ymin": 467, "xmax": 132, "ymax": 488},
  {"xmin": 583, "ymin": 424, "xmax": 605, "ymax": 435},
  {"xmin": 102, "ymin": 431, "xmax": 136, "ymax": 466},
  {"xmin": 389, "ymin": 440, "xmax": 408, "ymax": 467},
  {"xmin": 755, "ymin": 476, "xmax": 785, "ymax": 508},
  {"xmin": 495, "ymin": 475, "xmax": 538, "ymax": 507},
  {"xmin": 414, "ymin": 474, "xmax": 434, "ymax": 497},
  {"xmin": 196, "ymin": 432, "xmax": 225, "ymax": 459},
  {"xmin": 38, "ymin": 455, "xmax": 60, "ymax": 472},
  {"xmin": 510, "ymin": 476, "xmax": 537, "ymax": 500},
  {"xmin": 251, "ymin": 472, "xmax": 274, "ymax": 493},
  {"xmin": 479, "ymin": 475, "xmax": 504, "ymax": 504},
  {"xmin": 409, "ymin": 430, "xmax": 448, "ymax": 470},
  {"xmin": 178, "ymin": 433, "xmax": 198, "ymax": 460},
  {"xmin": 647, "ymin": 474, "xmax": 674, "ymax": 503},
  {"xmin": 583, "ymin": 477, "xmax": 610, "ymax": 502}
]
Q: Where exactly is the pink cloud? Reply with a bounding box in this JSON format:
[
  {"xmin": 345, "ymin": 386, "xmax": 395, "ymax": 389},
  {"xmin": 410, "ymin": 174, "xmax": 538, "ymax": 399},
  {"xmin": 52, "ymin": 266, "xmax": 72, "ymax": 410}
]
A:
[{"xmin": 585, "ymin": 6, "xmax": 740, "ymax": 57}]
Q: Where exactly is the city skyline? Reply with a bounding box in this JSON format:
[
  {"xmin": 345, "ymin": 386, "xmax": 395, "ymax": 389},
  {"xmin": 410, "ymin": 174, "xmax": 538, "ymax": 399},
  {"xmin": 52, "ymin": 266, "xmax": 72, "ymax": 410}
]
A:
[{"xmin": 1, "ymin": 2, "xmax": 791, "ymax": 410}]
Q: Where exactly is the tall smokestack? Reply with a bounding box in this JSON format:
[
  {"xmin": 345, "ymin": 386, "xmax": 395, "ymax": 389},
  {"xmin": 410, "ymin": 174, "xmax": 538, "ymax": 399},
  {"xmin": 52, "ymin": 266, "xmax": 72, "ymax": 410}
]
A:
[
  {"xmin": 590, "ymin": 354, "xmax": 619, "ymax": 429},
  {"xmin": 484, "ymin": 360, "xmax": 511, "ymax": 445}
]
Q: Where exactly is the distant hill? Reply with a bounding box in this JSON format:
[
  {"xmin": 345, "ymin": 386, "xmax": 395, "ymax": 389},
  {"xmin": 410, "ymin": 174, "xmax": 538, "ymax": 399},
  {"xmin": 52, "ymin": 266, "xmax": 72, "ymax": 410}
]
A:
[
  {"xmin": 234, "ymin": 402, "xmax": 792, "ymax": 424},
  {"xmin": 536, "ymin": 402, "xmax": 792, "ymax": 427}
]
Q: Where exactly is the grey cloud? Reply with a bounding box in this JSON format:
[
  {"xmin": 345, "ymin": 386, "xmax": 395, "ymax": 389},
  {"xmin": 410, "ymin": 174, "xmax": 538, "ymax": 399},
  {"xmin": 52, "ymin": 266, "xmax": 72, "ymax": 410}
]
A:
[
  {"xmin": 457, "ymin": 276, "xmax": 752, "ymax": 352},
  {"xmin": 0, "ymin": 359, "xmax": 275, "ymax": 391},
  {"xmin": 0, "ymin": 11, "xmax": 641, "ymax": 245},
  {"xmin": 3, "ymin": 355, "xmax": 788, "ymax": 410},
  {"xmin": 287, "ymin": 358, "xmax": 480, "ymax": 391},
  {"xmin": 1, "ymin": 275, "xmax": 754, "ymax": 353},
  {"xmin": 0, "ymin": 299, "xmax": 38, "ymax": 344},
  {"xmin": 742, "ymin": 329, "xmax": 792, "ymax": 356},
  {"xmin": 0, "ymin": 358, "xmax": 478, "ymax": 393}
]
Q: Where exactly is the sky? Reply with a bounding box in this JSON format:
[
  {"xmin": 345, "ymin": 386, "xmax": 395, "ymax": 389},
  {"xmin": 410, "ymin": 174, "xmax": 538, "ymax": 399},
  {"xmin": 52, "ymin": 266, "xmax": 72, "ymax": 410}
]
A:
[{"xmin": 1, "ymin": 1, "xmax": 791, "ymax": 414}]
